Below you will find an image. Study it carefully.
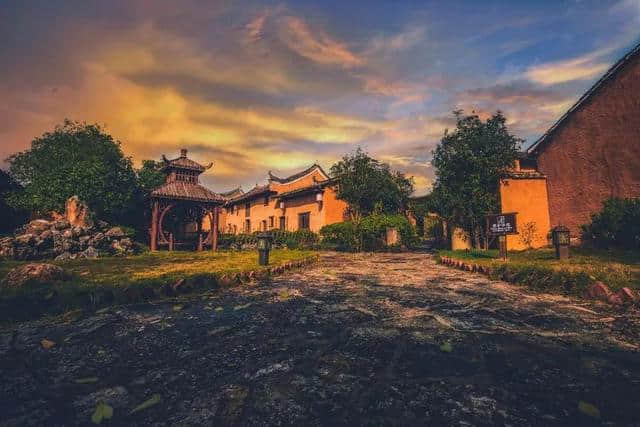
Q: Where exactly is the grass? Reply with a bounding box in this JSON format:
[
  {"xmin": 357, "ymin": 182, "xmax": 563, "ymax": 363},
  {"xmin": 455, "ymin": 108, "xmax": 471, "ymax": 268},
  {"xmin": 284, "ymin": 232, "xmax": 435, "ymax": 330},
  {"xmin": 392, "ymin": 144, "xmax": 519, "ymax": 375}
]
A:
[
  {"xmin": 438, "ymin": 247, "xmax": 640, "ymax": 294},
  {"xmin": 0, "ymin": 249, "xmax": 315, "ymax": 323}
]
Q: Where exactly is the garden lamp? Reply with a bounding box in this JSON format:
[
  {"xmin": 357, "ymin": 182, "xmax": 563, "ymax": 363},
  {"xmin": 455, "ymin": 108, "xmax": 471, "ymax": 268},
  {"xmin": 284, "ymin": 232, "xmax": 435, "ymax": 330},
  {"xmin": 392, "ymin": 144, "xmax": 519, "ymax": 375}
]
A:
[
  {"xmin": 551, "ymin": 225, "xmax": 570, "ymax": 260},
  {"xmin": 257, "ymin": 232, "xmax": 274, "ymax": 266}
]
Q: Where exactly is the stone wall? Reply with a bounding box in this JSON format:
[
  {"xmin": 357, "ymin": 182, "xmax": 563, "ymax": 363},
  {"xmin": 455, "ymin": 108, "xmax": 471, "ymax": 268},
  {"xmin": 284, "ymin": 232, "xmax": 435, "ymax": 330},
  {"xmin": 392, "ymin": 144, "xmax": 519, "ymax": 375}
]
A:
[{"xmin": 534, "ymin": 53, "xmax": 640, "ymax": 237}]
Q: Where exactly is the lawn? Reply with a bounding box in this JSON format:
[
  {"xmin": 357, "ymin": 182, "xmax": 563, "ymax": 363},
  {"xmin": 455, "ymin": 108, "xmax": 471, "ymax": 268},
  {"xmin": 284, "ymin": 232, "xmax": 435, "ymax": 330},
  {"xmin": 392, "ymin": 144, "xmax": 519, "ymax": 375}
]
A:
[
  {"xmin": 0, "ymin": 249, "xmax": 315, "ymax": 323},
  {"xmin": 438, "ymin": 247, "xmax": 640, "ymax": 293}
]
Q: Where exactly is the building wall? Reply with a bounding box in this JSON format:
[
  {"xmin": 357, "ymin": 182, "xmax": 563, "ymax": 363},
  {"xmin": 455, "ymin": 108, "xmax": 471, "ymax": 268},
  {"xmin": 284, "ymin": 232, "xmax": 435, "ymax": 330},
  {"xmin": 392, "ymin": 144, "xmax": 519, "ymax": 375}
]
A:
[
  {"xmin": 322, "ymin": 186, "xmax": 349, "ymax": 224},
  {"xmin": 534, "ymin": 53, "xmax": 640, "ymax": 237},
  {"xmin": 499, "ymin": 177, "xmax": 551, "ymax": 250}
]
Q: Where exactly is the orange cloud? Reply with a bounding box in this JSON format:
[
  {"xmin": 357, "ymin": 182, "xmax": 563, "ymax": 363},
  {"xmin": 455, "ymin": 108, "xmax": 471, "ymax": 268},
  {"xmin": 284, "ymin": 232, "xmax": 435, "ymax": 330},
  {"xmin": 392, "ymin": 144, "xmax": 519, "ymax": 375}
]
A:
[
  {"xmin": 524, "ymin": 47, "xmax": 614, "ymax": 86},
  {"xmin": 277, "ymin": 16, "xmax": 364, "ymax": 68}
]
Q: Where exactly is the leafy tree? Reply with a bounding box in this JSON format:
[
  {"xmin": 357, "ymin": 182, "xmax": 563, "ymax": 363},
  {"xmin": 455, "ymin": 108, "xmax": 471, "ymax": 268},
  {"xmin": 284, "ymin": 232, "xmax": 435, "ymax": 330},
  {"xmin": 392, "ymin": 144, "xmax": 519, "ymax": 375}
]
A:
[
  {"xmin": 581, "ymin": 197, "xmax": 640, "ymax": 249},
  {"xmin": 137, "ymin": 160, "xmax": 166, "ymax": 196},
  {"xmin": 330, "ymin": 148, "xmax": 414, "ymax": 220},
  {"xmin": 6, "ymin": 120, "xmax": 139, "ymax": 224},
  {"xmin": 0, "ymin": 169, "xmax": 28, "ymax": 233},
  {"xmin": 430, "ymin": 110, "xmax": 521, "ymax": 248}
]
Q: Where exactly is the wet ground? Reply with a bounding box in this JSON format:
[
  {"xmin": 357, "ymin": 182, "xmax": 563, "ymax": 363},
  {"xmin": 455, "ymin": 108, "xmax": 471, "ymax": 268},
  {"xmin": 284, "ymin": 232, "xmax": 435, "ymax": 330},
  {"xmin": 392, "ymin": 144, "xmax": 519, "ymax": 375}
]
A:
[{"xmin": 1, "ymin": 252, "xmax": 640, "ymax": 426}]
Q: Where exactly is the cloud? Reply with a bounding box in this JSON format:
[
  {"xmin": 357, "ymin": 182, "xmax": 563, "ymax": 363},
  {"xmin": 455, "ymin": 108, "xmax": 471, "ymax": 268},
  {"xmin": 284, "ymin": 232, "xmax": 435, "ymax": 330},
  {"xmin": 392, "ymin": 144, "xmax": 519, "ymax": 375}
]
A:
[
  {"xmin": 524, "ymin": 47, "xmax": 614, "ymax": 86},
  {"xmin": 277, "ymin": 16, "xmax": 364, "ymax": 68}
]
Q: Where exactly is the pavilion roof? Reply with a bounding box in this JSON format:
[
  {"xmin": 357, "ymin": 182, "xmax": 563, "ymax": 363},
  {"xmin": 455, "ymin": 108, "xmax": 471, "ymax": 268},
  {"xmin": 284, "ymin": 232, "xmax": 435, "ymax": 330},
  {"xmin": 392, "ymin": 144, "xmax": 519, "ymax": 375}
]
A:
[
  {"xmin": 226, "ymin": 184, "xmax": 274, "ymax": 204},
  {"xmin": 161, "ymin": 149, "xmax": 213, "ymax": 173},
  {"xmin": 151, "ymin": 181, "xmax": 225, "ymax": 203}
]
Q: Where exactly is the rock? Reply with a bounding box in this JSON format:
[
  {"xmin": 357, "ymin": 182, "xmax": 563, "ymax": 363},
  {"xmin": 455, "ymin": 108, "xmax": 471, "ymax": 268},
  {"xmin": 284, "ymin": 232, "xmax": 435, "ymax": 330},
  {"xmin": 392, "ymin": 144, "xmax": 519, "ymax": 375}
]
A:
[
  {"xmin": 110, "ymin": 240, "xmax": 124, "ymax": 254},
  {"xmin": 96, "ymin": 220, "xmax": 109, "ymax": 230},
  {"xmin": 172, "ymin": 278, "xmax": 192, "ymax": 294},
  {"xmin": 78, "ymin": 235, "xmax": 91, "ymax": 245},
  {"xmin": 40, "ymin": 230, "xmax": 53, "ymax": 240},
  {"xmin": 52, "ymin": 219, "xmax": 71, "ymax": 230},
  {"xmin": 62, "ymin": 229, "xmax": 74, "ymax": 239},
  {"xmin": 13, "ymin": 246, "xmax": 38, "ymax": 260},
  {"xmin": 72, "ymin": 226, "xmax": 84, "ymax": 237},
  {"xmin": 586, "ymin": 281, "xmax": 611, "ymax": 301},
  {"xmin": 615, "ymin": 287, "xmax": 637, "ymax": 305},
  {"xmin": 81, "ymin": 246, "xmax": 99, "ymax": 259},
  {"xmin": 15, "ymin": 234, "xmax": 35, "ymax": 246},
  {"xmin": 25, "ymin": 219, "xmax": 51, "ymax": 235},
  {"xmin": 90, "ymin": 232, "xmax": 106, "ymax": 248},
  {"xmin": 607, "ymin": 293, "xmax": 625, "ymax": 306},
  {"xmin": 65, "ymin": 195, "xmax": 94, "ymax": 228},
  {"xmin": 2, "ymin": 263, "xmax": 66, "ymax": 288},
  {"xmin": 105, "ymin": 227, "xmax": 125, "ymax": 238},
  {"xmin": 55, "ymin": 252, "xmax": 73, "ymax": 261},
  {"xmin": 119, "ymin": 238, "xmax": 133, "ymax": 248}
]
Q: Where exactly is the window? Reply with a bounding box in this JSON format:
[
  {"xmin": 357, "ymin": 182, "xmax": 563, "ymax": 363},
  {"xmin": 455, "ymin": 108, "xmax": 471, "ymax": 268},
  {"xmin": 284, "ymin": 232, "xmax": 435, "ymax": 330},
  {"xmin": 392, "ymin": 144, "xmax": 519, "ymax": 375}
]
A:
[
  {"xmin": 279, "ymin": 216, "xmax": 286, "ymax": 231},
  {"xmin": 245, "ymin": 202, "xmax": 251, "ymax": 217},
  {"xmin": 269, "ymin": 216, "xmax": 274, "ymax": 228},
  {"xmin": 264, "ymin": 196, "xmax": 269, "ymax": 206},
  {"xmin": 298, "ymin": 212, "xmax": 310, "ymax": 230},
  {"xmin": 261, "ymin": 220, "xmax": 267, "ymax": 231},
  {"xmin": 245, "ymin": 219, "xmax": 251, "ymax": 233}
]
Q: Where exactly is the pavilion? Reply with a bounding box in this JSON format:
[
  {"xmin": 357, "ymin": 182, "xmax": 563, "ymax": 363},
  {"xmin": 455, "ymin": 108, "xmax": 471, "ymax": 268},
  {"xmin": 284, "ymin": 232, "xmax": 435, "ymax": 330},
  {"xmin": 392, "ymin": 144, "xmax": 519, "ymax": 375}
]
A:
[{"xmin": 149, "ymin": 149, "xmax": 225, "ymax": 251}]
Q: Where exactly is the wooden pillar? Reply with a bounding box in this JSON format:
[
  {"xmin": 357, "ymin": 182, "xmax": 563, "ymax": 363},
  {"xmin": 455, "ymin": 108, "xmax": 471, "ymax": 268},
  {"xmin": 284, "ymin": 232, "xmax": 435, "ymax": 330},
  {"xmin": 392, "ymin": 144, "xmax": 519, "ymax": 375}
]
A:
[
  {"xmin": 150, "ymin": 201, "xmax": 159, "ymax": 251},
  {"xmin": 196, "ymin": 212, "xmax": 203, "ymax": 251},
  {"xmin": 212, "ymin": 207, "xmax": 219, "ymax": 252},
  {"xmin": 169, "ymin": 233, "xmax": 174, "ymax": 251}
]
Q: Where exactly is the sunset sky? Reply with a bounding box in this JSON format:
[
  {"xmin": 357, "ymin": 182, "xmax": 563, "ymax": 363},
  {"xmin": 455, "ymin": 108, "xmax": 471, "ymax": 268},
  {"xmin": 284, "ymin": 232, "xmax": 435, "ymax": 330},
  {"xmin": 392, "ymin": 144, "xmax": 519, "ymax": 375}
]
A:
[{"xmin": 1, "ymin": 0, "xmax": 639, "ymax": 194}]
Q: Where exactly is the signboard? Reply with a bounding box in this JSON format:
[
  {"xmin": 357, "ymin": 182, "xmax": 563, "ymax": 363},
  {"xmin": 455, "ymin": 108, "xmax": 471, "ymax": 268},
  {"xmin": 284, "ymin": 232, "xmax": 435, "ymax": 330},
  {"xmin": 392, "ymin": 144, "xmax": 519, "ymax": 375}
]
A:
[{"xmin": 486, "ymin": 212, "xmax": 518, "ymax": 236}]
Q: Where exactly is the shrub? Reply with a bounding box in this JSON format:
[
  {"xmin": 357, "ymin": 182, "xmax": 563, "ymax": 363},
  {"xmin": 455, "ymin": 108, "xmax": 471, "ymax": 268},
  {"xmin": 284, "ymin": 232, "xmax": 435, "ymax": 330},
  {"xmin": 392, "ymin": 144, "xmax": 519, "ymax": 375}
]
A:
[
  {"xmin": 581, "ymin": 197, "xmax": 640, "ymax": 249},
  {"xmin": 219, "ymin": 230, "xmax": 319, "ymax": 250},
  {"xmin": 319, "ymin": 214, "xmax": 418, "ymax": 252}
]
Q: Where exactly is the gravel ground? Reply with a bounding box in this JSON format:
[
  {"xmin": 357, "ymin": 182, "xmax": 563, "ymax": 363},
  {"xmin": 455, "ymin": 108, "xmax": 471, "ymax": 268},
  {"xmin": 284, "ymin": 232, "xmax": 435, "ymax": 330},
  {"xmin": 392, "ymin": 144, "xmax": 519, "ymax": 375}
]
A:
[{"xmin": 1, "ymin": 252, "xmax": 639, "ymax": 426}]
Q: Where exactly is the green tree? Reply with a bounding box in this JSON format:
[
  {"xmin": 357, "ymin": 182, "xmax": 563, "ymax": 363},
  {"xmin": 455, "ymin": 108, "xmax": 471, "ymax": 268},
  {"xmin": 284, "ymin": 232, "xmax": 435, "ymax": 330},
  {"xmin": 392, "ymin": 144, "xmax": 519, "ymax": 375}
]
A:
[
  {"xmin": 6, "ymin": 120, "xmax": 139, "ymax": 224},
  {"xmin": 0, "ymin": 169, "xmax": 28, "ymax": 233},
  {"xmin": 330, "ymin": 148, "xmax": 414, "ymax": 220},
  {"xmin": 137, "ymin": 160, "xmax": 166, "ymax": 196},
  {"xmin": 430, "ymin": 110, "xmax": 521, "ymax": 248}
]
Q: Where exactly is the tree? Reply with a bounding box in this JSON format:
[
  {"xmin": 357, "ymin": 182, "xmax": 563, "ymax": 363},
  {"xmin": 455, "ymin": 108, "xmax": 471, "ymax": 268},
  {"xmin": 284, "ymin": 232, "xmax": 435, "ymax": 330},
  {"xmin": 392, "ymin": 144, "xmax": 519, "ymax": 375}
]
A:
[
  {"xmin": 430, "ymin": 110, "xmax": 521, "ymax": 248},
  {"xmin": 6, "ymin": 120, "xmax": 139, "ymax": 224},
  {"xmin": 137, "ymin": 160, "xmax": 166, "ymax": 196},
  {"xmin": 0, "ymin": 169, "xmax": 28, "ymax": 233},
  {"xmin": 330, "ymin": 148, "xmax": 414, "ymax": 220}
]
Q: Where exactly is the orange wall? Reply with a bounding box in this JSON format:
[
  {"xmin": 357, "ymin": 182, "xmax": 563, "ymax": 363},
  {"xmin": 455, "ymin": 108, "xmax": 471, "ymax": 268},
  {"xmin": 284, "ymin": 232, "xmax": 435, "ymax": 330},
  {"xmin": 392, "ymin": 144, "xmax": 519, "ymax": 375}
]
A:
[
  {"xmin": 499, "ymin": 177, "xmax": 551, "ymax": 250},
  {"xmin": 322, "ymin": 186, "xmax": 349, "ymax": 224}
]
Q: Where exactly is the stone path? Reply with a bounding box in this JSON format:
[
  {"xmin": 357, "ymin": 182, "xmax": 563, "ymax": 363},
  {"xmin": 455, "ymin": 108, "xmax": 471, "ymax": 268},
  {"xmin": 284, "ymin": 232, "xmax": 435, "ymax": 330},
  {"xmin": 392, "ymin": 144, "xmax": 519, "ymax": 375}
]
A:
[{"xmin": 1, "ymin": 252, "xmax": 640, "ymax": 426}]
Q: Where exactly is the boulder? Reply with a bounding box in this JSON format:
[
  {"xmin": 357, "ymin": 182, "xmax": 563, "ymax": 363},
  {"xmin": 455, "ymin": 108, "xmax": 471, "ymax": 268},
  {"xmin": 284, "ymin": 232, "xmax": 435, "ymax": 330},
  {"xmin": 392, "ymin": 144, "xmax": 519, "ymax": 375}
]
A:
[
  {"xmin": 90, "ymin": 232, "xmax": 107, "ymax": 249},
  {"xmin": 2, "ymin": 263, "xmax": 66, "ymax": 288},
  {"xmin": 55, "ymin": 252, "xmax": 73, "ymax": 261},
  {"xmin": 65, "ymin": 195, "xmax": 94, "ymax": 228},
  {"xmin": 25, "ymin": 219, "xmax": 52, "ymax": 235},
  {"xmin": 62, "ymin": 229, "xmax": 74, "ymax": 239},
  {"xmin": 119, "ymin": 237, "xmax": 133, "ymax": 248},
  {"xmin": 105, "ymin": 227, "xmax": 125, "ymax": 238},
  {"xmin": 15, "ymin": 234, "xmax": 35, "ymax": 246},
  {"xmin": 96, "ymin": 220, "xmax": 110, "ymax": 230},
  {"xmin": 53, "ymin": 220, "xmax": 71, "ymax": 230},
  {"xmin": 72, "ymin": 226, "xmax": 85, "ymax": 237},
  {"xmin": 81, "ymin": 246, "xmax": 99, "ymax": 259},
  {"xmin": 586, "ymin": 281, "xmax": 612, "ymax": 301},
  {"xmin": 615, "ymin": 287, "xmax": 638, "ymax": 305}
]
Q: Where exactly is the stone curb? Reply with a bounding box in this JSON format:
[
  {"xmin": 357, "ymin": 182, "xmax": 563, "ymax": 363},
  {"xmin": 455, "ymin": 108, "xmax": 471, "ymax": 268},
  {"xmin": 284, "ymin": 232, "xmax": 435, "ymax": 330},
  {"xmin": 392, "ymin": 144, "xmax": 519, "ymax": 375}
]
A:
[{"xmin": 438, "ymin": 255, "xmax": 640, "ymax": 308}]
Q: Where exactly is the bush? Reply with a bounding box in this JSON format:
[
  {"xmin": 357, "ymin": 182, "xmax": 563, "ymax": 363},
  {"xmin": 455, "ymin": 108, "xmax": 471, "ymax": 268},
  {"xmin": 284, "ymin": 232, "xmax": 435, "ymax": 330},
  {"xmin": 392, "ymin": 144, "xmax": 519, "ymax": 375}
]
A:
[
  {"xmin": 219, "ymin": 230, "xmax": 319, "ymax": 250},
  {"xmin": 320, "ymin": 214, "xmax": 418, "ymax": 252},
  {"xmin": 581, "ymin": 197, "xmax": 640, "ymax": 249}
]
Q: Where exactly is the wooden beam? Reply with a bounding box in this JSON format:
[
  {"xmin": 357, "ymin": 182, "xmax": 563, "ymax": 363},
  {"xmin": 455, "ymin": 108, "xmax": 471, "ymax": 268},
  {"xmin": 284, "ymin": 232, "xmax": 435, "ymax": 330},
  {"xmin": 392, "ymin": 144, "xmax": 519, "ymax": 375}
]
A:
[
  {"xmin": 150, "ymin": 201, "xmax": 159, "ymax": 251},
  {"xmin": 212, "ymin": 207, "xmax": 219, "ymax": 252}
]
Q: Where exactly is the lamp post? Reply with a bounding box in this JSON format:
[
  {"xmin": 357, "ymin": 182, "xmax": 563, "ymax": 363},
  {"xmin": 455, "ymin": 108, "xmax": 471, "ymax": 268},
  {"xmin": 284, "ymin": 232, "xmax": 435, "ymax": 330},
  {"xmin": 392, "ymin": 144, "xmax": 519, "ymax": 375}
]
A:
[
  {"xmin": 551, "ymin": 225, "xmax": 570, "ymax": 260},
  {"xmin": 257, "ymin": 232, "xmax": 273, "ymax": 266}
]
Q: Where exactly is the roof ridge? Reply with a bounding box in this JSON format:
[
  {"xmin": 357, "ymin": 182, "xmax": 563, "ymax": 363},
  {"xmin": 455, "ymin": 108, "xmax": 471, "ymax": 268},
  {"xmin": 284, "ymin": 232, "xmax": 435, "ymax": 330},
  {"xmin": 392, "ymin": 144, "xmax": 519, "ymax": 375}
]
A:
[
  {"xmin": 268, "ymin": 163, "xmax": 329, "ymax": 184},
  {"xmin": 528, "ymin": 41, "xmax": 640, "ymax": 154}
]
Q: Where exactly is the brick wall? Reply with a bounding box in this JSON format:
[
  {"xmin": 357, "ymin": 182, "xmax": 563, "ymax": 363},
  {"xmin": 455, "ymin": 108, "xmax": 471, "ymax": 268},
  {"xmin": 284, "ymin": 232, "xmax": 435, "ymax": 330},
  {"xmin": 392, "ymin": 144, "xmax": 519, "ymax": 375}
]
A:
[{"xmin": 534, "ymin": 53, "xmax": 640, "ymax": 237}]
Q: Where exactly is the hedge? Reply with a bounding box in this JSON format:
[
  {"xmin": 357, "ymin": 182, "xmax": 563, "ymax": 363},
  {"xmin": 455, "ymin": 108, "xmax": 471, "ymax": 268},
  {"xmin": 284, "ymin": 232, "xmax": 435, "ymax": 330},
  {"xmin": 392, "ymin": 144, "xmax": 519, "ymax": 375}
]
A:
[{"xmin": 320, "ymin": 214, "xmax": 418, "ymax": 252}]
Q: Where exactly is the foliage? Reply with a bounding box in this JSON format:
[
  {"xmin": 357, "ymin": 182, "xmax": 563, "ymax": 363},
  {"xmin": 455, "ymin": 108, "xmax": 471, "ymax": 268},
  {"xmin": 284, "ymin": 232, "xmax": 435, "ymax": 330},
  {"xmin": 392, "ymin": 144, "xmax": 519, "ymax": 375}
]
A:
[
  {"xmin": 6, "ymin": 120, "xmax": 139, "ymax": 224},
  {"xmin": 430, "ymin": 111, "xmax": 521, "ymax": 248},
  {"xmin": 0, "ymin": 249, "xmax": 314, "ymax": 323},
  {"xmin": 518, "ymin": 221, "xmax": 538, "ymax": 249},
  {"xmin": 137, "ymin": 160, "xmax": 166, "ymax": 197},
  {"xmin": 439, "ymin": 246, "xmax": 640, "ymax": 292},
  {"xmin": 0, "ymin": 169, "xmax": 28, "ymax": 234},
  {"xmin": 330, "ymin": 148, "xmax": 414, "ymax": 219},
  {"xmin": 581, "ymin": 197, "xmax": 640, "ymax": 250},
  {"xmin": 219, "ymin": 230, "xmax": 319, "ymax": 250},
  {"xmin": 320, "ymin": 214, "xmax": 418, "ymax": 252}
]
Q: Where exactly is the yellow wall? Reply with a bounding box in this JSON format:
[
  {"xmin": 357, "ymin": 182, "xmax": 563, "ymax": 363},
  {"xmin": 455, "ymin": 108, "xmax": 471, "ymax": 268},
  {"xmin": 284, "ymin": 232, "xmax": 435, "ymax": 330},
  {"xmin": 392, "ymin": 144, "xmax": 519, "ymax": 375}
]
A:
[
  {"xmin": 451, "ymin": 227, "xmax": 471, "ymax": 250},
  {"xmin": 218, "ymin": 167, "xmax": 348, "ymax": 234},
  {"xmin": 499, "ymin": 177, "xmax": 551, "ymax": 250}
]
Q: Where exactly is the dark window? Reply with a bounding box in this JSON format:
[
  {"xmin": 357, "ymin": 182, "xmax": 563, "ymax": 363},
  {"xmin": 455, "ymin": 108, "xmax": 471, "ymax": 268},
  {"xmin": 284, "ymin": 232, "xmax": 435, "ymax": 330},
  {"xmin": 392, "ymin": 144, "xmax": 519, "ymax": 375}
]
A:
[
  {"xmin": 269, "ymin": 216, "xmax": 274, "ymax": 228},
  {"xmin": 264, "ymin": 196, "xmax": 269, "ymax": 206},
  {"xmin": 279, "ymin": 216, "xmax": 286, "ymax": 230},
  {"xmin": 245, "ymin": 202, "xmax": 251, "ymax": 217},
  {"xmin": 245, "ymin": 219, "xmax": 251, "ymax": 233},
  {"xmin": 298, "ymin": 212, "xmax": 310, "ymax": 230}
]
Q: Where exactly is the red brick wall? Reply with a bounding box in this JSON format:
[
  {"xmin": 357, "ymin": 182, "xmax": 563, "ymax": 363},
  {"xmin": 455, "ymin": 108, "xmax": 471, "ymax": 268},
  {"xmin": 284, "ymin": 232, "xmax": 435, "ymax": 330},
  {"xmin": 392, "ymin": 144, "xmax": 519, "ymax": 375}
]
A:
[{"xmin": 535, "ymin": 53, "xmax": 640, "ymax": 237}]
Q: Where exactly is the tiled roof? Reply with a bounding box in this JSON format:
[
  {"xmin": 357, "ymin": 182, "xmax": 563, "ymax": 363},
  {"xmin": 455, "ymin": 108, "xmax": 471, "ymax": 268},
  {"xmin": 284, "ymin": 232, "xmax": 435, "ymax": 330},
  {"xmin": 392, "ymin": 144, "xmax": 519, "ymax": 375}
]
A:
[
  {"xmin": 151, "ymin": 181, "xmax": 225, "ymax": 202},
  {"xmin": 528, "ymin": 42, "xmax": 640, "ymax": 155},
  {"xmin": 268, "ymin": 164, "xmax": 329, "ymax": 184},
  {"xmin": 226, "ymin": 185, "xmax": 274, "ymax": 204},
  {"xmin": 275, "ymin": 179, "xmax": 336, "ymax": 200},
  {"xmin": 161, "ymin": 149, "xmax": 213, "ymax": 172},
  {"xmin": 504, "ymin": 171, "xmax": 546, "ymax": 179},
  {"xmin": 219, "ymin": 187, "xmax": 244, "ymax": 199}
]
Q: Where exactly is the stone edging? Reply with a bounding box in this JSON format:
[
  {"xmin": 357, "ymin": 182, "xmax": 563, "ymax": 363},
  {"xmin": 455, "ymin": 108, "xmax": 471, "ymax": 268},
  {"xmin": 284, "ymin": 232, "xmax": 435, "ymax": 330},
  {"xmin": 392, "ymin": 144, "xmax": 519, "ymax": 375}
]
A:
[{"xmin": 438, "ymin": 256, "xmax": 640, "ymax": 307}]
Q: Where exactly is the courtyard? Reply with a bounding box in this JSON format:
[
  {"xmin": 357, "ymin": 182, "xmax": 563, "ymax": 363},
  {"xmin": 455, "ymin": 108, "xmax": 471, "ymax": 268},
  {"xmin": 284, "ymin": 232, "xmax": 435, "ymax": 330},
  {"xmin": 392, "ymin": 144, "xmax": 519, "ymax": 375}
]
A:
[{"xmin": 1, "ymin": 252, "xmax": 639, "ymax": 426}]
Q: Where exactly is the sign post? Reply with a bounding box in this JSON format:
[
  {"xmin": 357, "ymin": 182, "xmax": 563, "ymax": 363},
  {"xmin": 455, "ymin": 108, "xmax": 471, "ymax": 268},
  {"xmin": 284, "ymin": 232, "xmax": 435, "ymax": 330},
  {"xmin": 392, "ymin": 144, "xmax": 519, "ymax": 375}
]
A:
[{"xmin": 486, "ymin": 212, "xmax": 518, "ymax": 260}]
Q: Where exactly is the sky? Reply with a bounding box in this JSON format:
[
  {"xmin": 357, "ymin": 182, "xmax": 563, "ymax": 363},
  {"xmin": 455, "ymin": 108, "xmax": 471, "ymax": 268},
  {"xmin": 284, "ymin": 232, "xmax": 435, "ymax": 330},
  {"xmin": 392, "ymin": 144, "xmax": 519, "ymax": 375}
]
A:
[{"xmin": 1, "ymin": 0, "xmax": 639, "ymax": 195}]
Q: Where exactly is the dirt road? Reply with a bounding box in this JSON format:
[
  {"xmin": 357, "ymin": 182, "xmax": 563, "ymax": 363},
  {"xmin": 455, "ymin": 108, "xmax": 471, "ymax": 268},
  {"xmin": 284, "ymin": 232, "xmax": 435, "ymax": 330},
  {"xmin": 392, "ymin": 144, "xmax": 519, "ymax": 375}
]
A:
[{"xmin": 2, "ymin": 252, "xmax": 639, "ymax": 426}]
